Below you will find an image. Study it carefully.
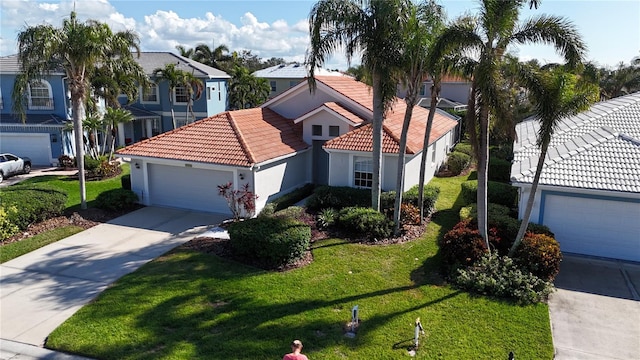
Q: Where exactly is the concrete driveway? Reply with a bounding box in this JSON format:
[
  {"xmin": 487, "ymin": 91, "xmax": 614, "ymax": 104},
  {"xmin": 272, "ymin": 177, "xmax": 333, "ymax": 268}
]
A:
[
  {"xmin": 0, "ymin": 206, "xmax": 228, "ymax": 347},
  {"xmin": 549, "ymin": 255, "xmax": 640, "ymax": 359}
]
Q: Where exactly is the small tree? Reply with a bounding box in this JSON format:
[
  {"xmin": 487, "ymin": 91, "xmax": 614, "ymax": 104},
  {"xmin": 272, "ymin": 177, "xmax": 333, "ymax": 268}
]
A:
[{"xmin": 217, "ymin": 182, "xmax": 258, "ymax": 221}]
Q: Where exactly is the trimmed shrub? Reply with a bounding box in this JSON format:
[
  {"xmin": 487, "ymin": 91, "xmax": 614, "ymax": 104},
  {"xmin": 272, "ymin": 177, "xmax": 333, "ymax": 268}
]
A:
[
  {"xmin": 0, "ymin": 184, "xmax": 66, "ymax": 230},
  {"xmin": 57, "ymin": 155, "xmax": 74, "ymax": 168},
  {"xmin": 439, "ymin": 220, "xmax": 488, "ymax": 271},
  {"xmin": 121, "ymin": 174, "xmax": 131, "ymax": 190},
  {"xmin": 459, "ymin": 203, "xmax": 511, "ymax": 221},
  {"xmin": 228, "ymin": 217, "xmax": 311, "ymax": 269},
  {"xmin": 316, "ymin": 208, "xmax": 337, "ymax": 230},
  {"xmin": 461, "ymin": 180, "xmax": 518, "ymax": 208},
  {"xmin": 0, "ymin": 206, "xmax": 20, "ymax": 241},
  {"xmin": 306, "ymin": 186, "xmax": 370, "ymax": 211},
  {"xmin": 94, "ymin": 189, "xmax": 139, "ymax": 211},
  {"xmin": 336, "ymin": 207, "xmax": 393, "ymax": 242},
  {"xmin": 488, "ymin": 157, "xmax": 512, "ymax": 183},
  {"xmin": 489, "ymin": 144, "xmax": 513, "ymax": 161},
  {"xmin": 258, "ymin": 203, "xmax": 276, "ymax": 217},
  {"xmin": 271, "ymin": 184, "xmax": 315, "ymax": 212},
  {"xmin": 446, "ymin": 151, "xmax": 471, "ymax": 175},
  {"xmin": 273, "ymin": 206, "xmax": 306, "ymax": 221},
  {"xmin": 379, "ymin": 191, "xmax": 396, "ymax": 212},
  {"xmin": 453, "ymin": 143, "xmax": 473, "ymax": 157},
  {"xmin": 514, "ymin": 232, "xmax": 562, "ymax": 281},
  {"xmin": 453, "ymin": 253, "xmax": 554, "ymax": 305},
  {"xmin": 526, "ymin": 223, "xmax": 555, "ymax": 238},
  {"xmin": 404, "ymin": 184, "xmax": 440, "ymax": 215},
  {"xmin": 83, "ymin": 155, "xmax": 101, "ymax": 171}
]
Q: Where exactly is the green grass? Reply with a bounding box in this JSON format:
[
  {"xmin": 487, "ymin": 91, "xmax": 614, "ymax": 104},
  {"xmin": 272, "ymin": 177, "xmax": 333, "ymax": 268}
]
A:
[
  {"xmin": 17, "ymin": 164, "xmax": 130, "ymax": 210},
  {"xmin": 46, "ymin": 172, "xmax": 553, "ymax": 359},
  {"xmin": 0, "ymin": 226, "xmax": 84, "ymax": 263}
]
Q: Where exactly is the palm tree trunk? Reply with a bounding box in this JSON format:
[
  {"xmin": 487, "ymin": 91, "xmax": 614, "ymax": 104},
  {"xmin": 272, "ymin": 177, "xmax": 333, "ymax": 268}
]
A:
[
  {"xmin": 371, "ymin": 72, "xmax": 384, "ymax": 211},
  {"xmin": 477, "ymin": 104, "xmax": 491, "ymax": 250},
  {"xmin": 72, "ymin": 96, "xmax": 87, "ymax": 210},
  {"xmin": 509, "ymin": 146, "xmax": 548, "ymax": 256},
  {"xmin": 418, "ymin": 85, "xmax": 439, "ymax": 223},
  {"xmin": 393, "ymin": 104, "xmax": 414, "ymax": 234}
]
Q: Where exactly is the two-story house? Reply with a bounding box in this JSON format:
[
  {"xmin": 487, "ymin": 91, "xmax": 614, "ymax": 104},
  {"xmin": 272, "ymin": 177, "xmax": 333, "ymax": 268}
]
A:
[{"xmin": 0, "ymin": 52, "xmax": 230, "ymax": 166}]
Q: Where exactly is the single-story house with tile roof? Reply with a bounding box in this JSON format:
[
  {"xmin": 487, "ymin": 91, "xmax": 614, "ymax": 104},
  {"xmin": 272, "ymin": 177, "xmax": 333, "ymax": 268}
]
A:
[
  {"xmin": 511, "ymin": 92, "xmax": 640, "ymax": 262},
  {"xmin": 117, "ymin": 76, "xmax": 460, "ymax": 215}
]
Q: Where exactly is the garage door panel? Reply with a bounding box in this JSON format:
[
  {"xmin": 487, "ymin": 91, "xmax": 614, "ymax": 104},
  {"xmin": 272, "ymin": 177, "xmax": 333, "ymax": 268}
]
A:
[
  {"xmin": 148, "ymin": 164, "xmax": 233, "ymax": 214},
  {"xmin": 543, "ymin": 194, "xmax": 640, "ymax": 262},
  {"xmin": 0, "ymin": 133, "xmax": 51, "ymax": 166}
]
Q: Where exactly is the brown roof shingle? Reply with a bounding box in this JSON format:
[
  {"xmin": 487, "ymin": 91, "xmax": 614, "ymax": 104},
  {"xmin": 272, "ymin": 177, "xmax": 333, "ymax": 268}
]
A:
[{"xmin": 117, "ymin": 108, "xmax": 308, "ymax": 166}]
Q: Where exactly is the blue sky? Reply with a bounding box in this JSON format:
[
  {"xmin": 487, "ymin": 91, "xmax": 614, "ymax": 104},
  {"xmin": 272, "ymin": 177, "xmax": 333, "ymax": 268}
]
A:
[{"xmin": 1, "ymin": 0, "xmax": 638, "ymax": 69}]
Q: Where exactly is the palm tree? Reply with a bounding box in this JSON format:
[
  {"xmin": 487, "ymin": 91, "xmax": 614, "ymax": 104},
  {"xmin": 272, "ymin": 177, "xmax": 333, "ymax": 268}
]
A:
[
  {"xmin": 392, "ymin": 0, "xmax": 444, "ymax": 233},
  {"xmin": 194, "ymin": 43, "xmax": 231, "ymax": 70},
  {"xmin": 175, "ymin": 45, "xmax": 195, "ymax": 59},
  {"xmin": 600, "ymin": 62, "xmax": 640, "ymax": 99},
  {"xmin": 430, "ymin": 0, "xmax": 585, "ymax": 247},
  {"xmin": 152, "ymin": 63, "xmax": 204, "ymax": 129},
  {"xmin": 83, "ymin": 113, "xmax": 103, "ymax": 159},
  {"xmin": 12, "ymin": 11, "xmax": 142, "ymax": 209},
  {"xmin": 307, "ymin": 0, "xmax": 411, "ymax": 211},
  {"xmin": 508, "ymin": 65, "xmax": 597, "ymax": 256},
  {"xmin": 103, "ymin": 107, "xmax": 134, "ymax": 161},
  {"xmin": 228, "ymin": 66, "xmax": 270, "ymax": 109}
]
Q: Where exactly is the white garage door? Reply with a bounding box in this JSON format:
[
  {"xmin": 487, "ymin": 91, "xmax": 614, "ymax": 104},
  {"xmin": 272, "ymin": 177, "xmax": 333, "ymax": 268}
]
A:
[
  {"xmin": 148, "ymin": 164, "xmax": 233, "ymax": 214},
  {"xmin": 0, "ymin": 133, "xmax": 51, "ymax": 166},
  {"xmin": 543, "ymin": 194, "xmax": 640, "ymax": 262}
]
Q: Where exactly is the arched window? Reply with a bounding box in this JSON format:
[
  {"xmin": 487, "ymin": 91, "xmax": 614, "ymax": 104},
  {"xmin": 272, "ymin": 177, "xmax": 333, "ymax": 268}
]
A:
[{"xmin": 28, "ymin": 80, "xmax": 54, "ymax": 110}]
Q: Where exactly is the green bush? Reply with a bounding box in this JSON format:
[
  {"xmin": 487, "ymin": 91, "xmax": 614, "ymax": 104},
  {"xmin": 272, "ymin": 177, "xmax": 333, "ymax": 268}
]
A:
[
  {"xmin": 446, "ymin": 151, "xmax": 471, "ymax": 175},
  {"xmin": 272, "ymin": 206, "xmax": 306, "ymax": 221},
  {"xmin": 121, "ymin": 174, "xmax": 131, "ymax": 190},
  {"xmin": 83, "ymin": 155, "xmax": 101, "ymax": 171},
  {"xmin": 453, "ymin": 253, "xmax": 554, "ymax": 305},
  {"xmin": 488, "ymin": 157, "xmax": 512, "ymax": 183},
  {"xmin": 306, "ymin": 186, "xmax": 370, "ymax": 211},
  {"xmin": 258, "ymin": 203, "xmax": 276, "ymax": 217},
  {"xmin": 0, "ymin": 184, "xmax": 67, "ymax": 230},
  {"xmin": 270, "ymin": 184, "xmax": 315, "ymax": 211},
  {"xmin": 404, "ymin": 184, "xmax": 440, "ymax": 215},
  {"xmin": 336, "ymin": 207, "xmax": 393, "ymax": 242},
  {"xmin": 94, "ymin": 189, "xmax": 138, "ymax": 211},
  {"xmin": 379, "ymin": 191, "xmax": 396, "ymax": 212},
  {"xmin": 439, "ymin": 220, "xmax": 488, "ymax": 271},
  {"xmin": 459, "ymin": 203, "xmax": 511, "ymax": 221},
  {"xmin": 228, "ymin": 217, "xmax": 311, "ymax": 269},
  {"xmin": 0, "ymin": 206, "xmax": 20, "ymax": 241},
  {"xmin": 461, "ymin": 180, "xmax": 518, "ymax": 208},
  {"xmin": 514, "ymin": 233, "xmax": 562, "ymax": 281},
  {"xmin": 453, "ymin": 143, "xmax": 473, "ymax": 157},
  {"xmin": 489, "ymin": 144, "xmax": 513, "ymax": 161}
]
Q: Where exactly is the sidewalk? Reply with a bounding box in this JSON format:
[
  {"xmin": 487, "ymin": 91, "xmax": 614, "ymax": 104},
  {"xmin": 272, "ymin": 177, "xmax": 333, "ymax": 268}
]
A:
[
  {"xmin": 0, "ymin": 339, "xmax": 92, "ymax": 360},
  {"xmin": 1, "ymin": 207, "xmax": 227, "ymax": 351}
]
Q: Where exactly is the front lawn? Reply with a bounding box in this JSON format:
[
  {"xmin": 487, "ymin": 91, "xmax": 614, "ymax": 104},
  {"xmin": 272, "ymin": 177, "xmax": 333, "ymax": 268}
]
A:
[
  {"xmin": 46, "ymin": 173, "xmax": 553, "ymax": 359},
  {"xmin": 0, "ymin": 226, "xmax": 84, "ymax": 263},
  {"xmin": 17, "ymin": 163, "xmax": 130, "ymax": 210}
]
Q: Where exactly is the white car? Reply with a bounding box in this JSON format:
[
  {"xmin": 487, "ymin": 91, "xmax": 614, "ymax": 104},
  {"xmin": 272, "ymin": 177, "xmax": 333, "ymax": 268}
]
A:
[{"xmin": 0, "ymin": 153, "xmax": 31, "ymax": 183}]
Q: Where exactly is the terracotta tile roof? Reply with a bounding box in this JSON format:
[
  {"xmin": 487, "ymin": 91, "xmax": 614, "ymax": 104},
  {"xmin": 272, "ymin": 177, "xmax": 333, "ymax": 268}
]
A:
[
  {"xmin": 117, "ymin": 108, "xmax": 308, "ymax": 167},
  {"xmin": 318, "ymin": 76, "xmax": 459, "ymax": 154},
  {"xmin": 322, "ymin": 102, "xmax": 366, "ymax": 124},
  {"xmin": 324, "ymin": 124, "xmax": 400, "ymax": 153}
]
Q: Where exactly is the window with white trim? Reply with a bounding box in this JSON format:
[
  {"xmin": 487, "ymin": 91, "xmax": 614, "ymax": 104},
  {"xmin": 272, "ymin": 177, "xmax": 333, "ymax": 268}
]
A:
[
  {"xmin": 354, "ymin": 156, "xmax": 373, "ymax": 188},
  {"xmin": 174, "ymin": 85, "xmax": 189, "ymax": 104},
  {"xmin": 141, "ymin": 83, "xmax": 159, "ymax": 103},
  {"xmin": 28, "ymin": 80, "xmax": 54, "ymax": 110}
]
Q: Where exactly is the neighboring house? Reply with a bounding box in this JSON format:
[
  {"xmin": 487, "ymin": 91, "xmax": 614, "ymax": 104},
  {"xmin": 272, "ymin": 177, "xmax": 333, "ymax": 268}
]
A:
[
  {"xmin": 117, "ymin": 76, "xmax": 459, "ymax": 215},
  {"xmin": 253, "ymin": 63, "xmax": 346, "ymax": 99},
  {"xmin": 0, "ymin": 52, "xmax": 230, "ymax": 166},
  {"xmin": 511, "ymin": 92, "xmax": 640, "ymax": 262},
  {"xmin": 0, "ymin": 55, "xmax": 71, "ymax": 166},
  {"xmin": 121, "ymin": 52, "xmax": 230, "ymax": 145}
]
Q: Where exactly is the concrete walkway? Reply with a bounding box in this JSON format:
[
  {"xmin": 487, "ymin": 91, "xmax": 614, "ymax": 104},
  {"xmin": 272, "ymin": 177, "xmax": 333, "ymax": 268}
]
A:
[
  {"xmin": 0, "ymin": 207, "xmax": 228, "ymax": 352},
  {"xmin": 549, "ymin": 255, "xmax": 640, "ymax": 359}
]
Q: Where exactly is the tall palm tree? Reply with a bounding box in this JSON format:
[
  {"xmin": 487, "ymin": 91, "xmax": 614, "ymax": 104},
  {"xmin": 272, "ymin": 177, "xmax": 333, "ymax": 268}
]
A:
[
  {"xmin": 393, "ymin": 0, "xmax": 445, "ymax": 233},
  {"xmin": 307, "ymin": 0, "xmax": 411, "ymax": 211},
  {"xmin": 12, "ymin": 11, "xmax": 142, "ymax": 209},
  {"xmin": 508, "ymin": 65, "xmax": 597, "ymax": 256},
  {"xmin": 152, "ymin": 63, "xmax": 204, "ymax": 129},
  {"xmin": 83, "ymin": 113, "xmax": 103, "ymax": 159},
  {"xmin": 430, "ymin": 0, "xmax": 585, "ymax": 247},
  {"xmin": 194, "ymin": 43, "xmax": 231, "ymax": 70},
  {"xmin": 228, "ymin": 66, "xmax": 270, "ymax": 109},
  {"xmin": 175, "ymin": 45, "xmax": 195, "ymax": 59}
]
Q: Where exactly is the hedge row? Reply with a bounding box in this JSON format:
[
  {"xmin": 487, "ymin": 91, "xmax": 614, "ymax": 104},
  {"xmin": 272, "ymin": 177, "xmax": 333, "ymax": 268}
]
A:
[
  {"xmin": 0, "ymin": 184, "xmax": 67, "ymax": 239},
  {"xmin": 305, "ymin": 186, "xmax": 370, "ymax": 211}
]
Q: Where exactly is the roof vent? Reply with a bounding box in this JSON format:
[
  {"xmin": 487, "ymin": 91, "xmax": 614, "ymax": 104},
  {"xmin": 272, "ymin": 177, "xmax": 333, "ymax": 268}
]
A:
[{"xmin": 279, "ymin": 64, "xmax": 286, "ymax": 68}]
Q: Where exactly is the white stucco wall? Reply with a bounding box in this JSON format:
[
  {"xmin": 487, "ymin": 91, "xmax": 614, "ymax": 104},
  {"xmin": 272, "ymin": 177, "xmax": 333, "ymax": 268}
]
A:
[
  {"xmin": 268, "ymin": 85, "xmax": 370, "ymax": 120},
  {"xmin": 254, "ymin": 151, "xmax": 312, "ymax": 212},
  {"xmin": 301, "ymin": 110, "xmax": 354, "ymax": 144}
]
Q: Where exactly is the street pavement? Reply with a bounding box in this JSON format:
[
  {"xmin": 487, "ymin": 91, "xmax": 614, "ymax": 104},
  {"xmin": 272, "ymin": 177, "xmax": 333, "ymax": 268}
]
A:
[{"xmin": 0, "ymin": 206, "xmax": 228, "ymax": 358}]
